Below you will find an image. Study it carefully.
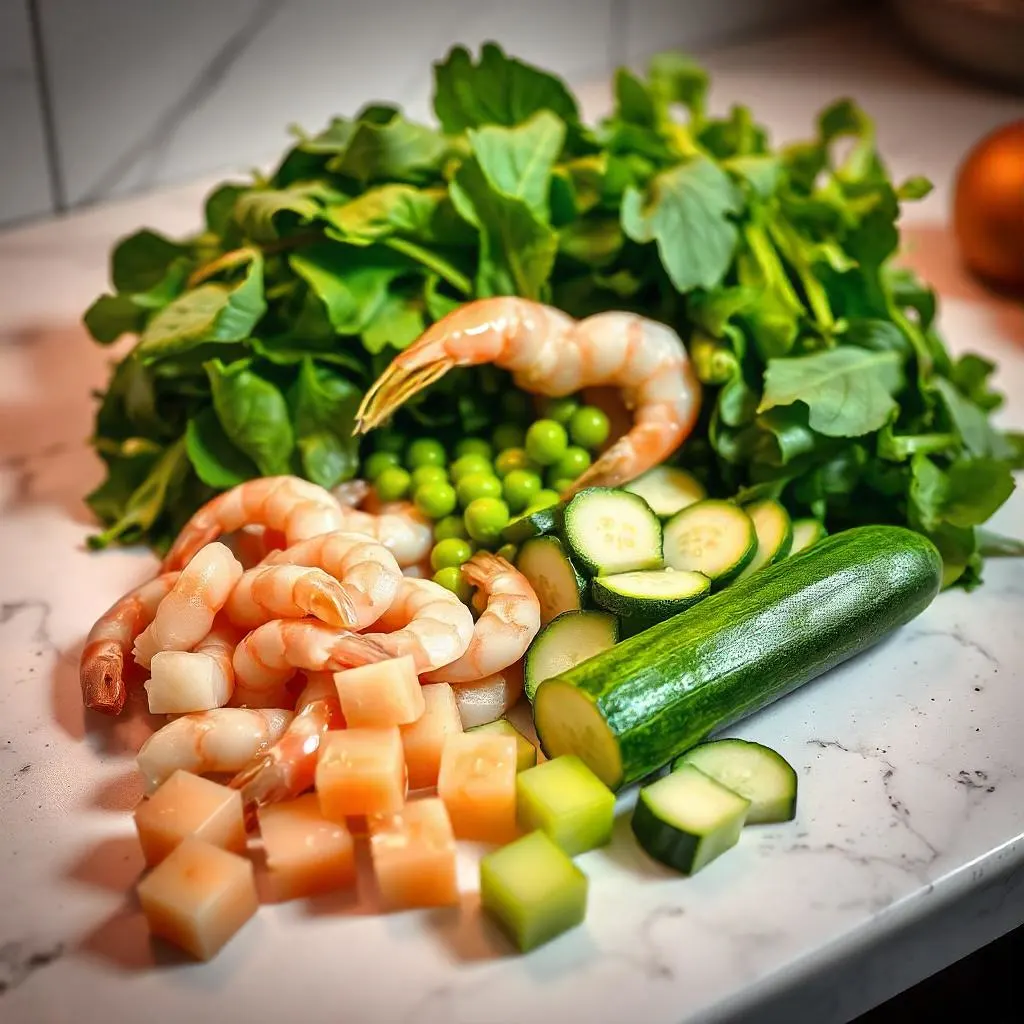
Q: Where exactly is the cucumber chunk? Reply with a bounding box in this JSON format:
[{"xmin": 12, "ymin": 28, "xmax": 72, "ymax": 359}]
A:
[
  {"xmin": 516, "ymin": 755, "xmax": 615, "ymax": 855},
  {"xmin": 469, "ymin": 719, "xmax": 538, "ymax": 772},
  {"xmin": 591, "ymin": 568, "xmax": 709, "ymax": 625},
  {"xmin": 790, "ymin": 517, "xmax": 828, "ymax": 555},
  {"xmin": 735, "ymin": 499, "xmax": 793, "ymax": 581},
  {"xmin": 623, "ymin": 466, "xmax": 706, "ymax": 517},
  {"xmin": 563, "ymin": 488, "xmax": 663, "ymax": 575},
  {"xmin": 663, "ymin": 499, "xmax": 756, "ymax": 585},
  {"xmin": 631, "ymin": 763, "xmax": 750, "ymax": 874},
  {"xmin": 672, "ymin": 739, "xmax": 797, "ymax": 824},
  {"xmin": 516, "ymin": 536, "xmax": 586, "ymax": 626},
  {"xmin": 524, "ymin": 610, "xmax": 618, "ymax": 702},
  {"xmin": 503, "ymin": 502, "xmax": 563, "ymax": 544},
  {"xmin": 480, "ymin": 830, "xmax": 588, "ymax": 952}
]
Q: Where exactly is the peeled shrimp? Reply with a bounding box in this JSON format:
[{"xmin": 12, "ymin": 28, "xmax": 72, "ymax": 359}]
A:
[
  {"xmin": 355, "ymin": 297, "xmax": 701, "ymax": 493},
  {"xmin": 145, "ymin": 617, "xmax": 241, "ymax": 713},
  {"xmin": 332, "ymin": 478, "xmax": 371, "ymax": 508},
  {"xmin": 133, "ymin": 542, "xmax": 243, "ymax": 669},
  {"xmin": 135, "ymin": 707, "xmax": 294, "ymax": 793},
  {"xmin": 230, "ymin": 672, "xmax": 343, "ymax": 818},
  {"xmin": 335, "ymin": 504, "xmax": 433, "ymax": 568},
  {"xmin": 260, "ymin": 531, "xmax": 402, "ymax": 630},
  {"xmin": 80, "ymin": 573, "xmax": 179, "ymax": 715},
  {"xmin": 231, "ymin": 578, "xmax": 473, "ymax": 704},
  {"xmin": 423, "ymin": 553, "xmax": 540, "ymax": 683},
  {"xmin": 224, "ymin": 564, "xmax": 356, "ymax": 630},
  {"xmin": 162, "ymin": 476, "xmax": 346, "ymax": 572}
]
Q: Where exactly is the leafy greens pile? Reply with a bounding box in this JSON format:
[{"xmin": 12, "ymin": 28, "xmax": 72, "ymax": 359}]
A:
[{"xmin": 85, "ymin": 43, "xmax": 1020, "ymax": 586}]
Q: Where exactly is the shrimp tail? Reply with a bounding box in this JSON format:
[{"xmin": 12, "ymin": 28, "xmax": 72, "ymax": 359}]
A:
[
  {"xmin": 80, "ymin": 641, "xmax": 126, "ymax": 716},
  {"xmin": 354, "ymin": 359, "xmax": 452, "ymax": 433},
  {"xmin": 303, "ymin": 575, "xmax": 359, "ymax": 629}
]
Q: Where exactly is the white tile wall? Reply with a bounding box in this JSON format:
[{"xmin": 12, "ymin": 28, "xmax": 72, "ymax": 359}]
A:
[{"xmin": 0, "ymin": 0, "xmax": 53, "ymax": 224}]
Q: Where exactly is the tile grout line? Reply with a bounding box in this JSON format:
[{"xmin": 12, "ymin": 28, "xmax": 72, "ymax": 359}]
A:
[{"xmin": 24, "ymin": 0, "xmax": 67, "ymax": 214}]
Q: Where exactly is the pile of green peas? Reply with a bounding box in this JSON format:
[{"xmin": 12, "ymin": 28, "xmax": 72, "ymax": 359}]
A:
[{"xmin": 361, "ymin": 394, "xmax": 611, "ymax": 602}]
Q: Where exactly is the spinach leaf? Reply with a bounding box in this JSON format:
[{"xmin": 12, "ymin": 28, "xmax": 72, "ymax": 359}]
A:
[
  {"xmin": 291, "ymin": 358, "xmax": 362, "ymax": 488},
  {"xmin": 185, "ymin": 407, "xmax": 258, "ymax": 488}
]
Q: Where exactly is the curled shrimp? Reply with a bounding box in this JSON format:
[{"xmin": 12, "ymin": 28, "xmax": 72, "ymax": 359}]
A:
[
  {"xmin": 334, "ymin": 505, "xmax": 434, "ymax": 568},
  {"xmin": 260, "ymin": 531, "xmax": 402, "ymax": 630},
  {"xmin": 80, "ymin": 573, "xmax": 179, "ymax": 715},
  {"xmin": 135, "ymin": 707, "xmax": 294, "ymax": 793},
  {"xmin": 162, "ymin": 476, "xmax": 346, "ymax": 572},
  {"xmin": 145, "ymin": 616, "xmax": 241, "ymax": 713},
  {"xmin": 133, "ymin": 542, "xmax": 243, "ymax": 669},
  {"xmin": 355, "ymin": 297, "xmax": 701, "ymax": 493},
  {"xmin": 423, "ymin": 553, "xmax": 540, "ymax": 683},
  {"xmin": 231, "ymin": 578, "xmax": 473, "ymax": 704},
  {"xmin": 224, "ymin": 564, "xmax": 356, "ymax": 630},
  {"xmin": 230, "ymin": 672, "xmax": 343, "ymax": 819}
]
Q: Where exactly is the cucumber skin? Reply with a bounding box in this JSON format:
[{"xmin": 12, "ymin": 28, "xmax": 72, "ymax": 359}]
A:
[{"xmin": 535, "ymin": 525, "xmax": 942, "ymax": 789}]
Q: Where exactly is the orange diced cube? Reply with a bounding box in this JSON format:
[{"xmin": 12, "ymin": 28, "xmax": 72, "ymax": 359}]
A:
[
  {"xmin": 257, "ymin": 793, "xmax": 356, "ymax": 901},
  {"xmin": 315, "ymin": 728, "xmax": 407, "ymax": 820},
  {"xmin": 333, "ymin": 655, "xmax": 425, "ymax": 728},
  {"xmin": 368, "ymin": 797, "xmax": 458, "ymax": 909},
  {"xmin": 400, "ymin": 682, "xmax": 463, "ymax": 790},
  {"xmin": 133, "ymin": 769, "xmax": 246, "ymax": 867},
  {"xmin": 136, "ymin": 837, "xmax": 258, "ymax": 961},
  {"xmin": 437, "ymin": 732, "xmax": 518, "ymax": 844}
]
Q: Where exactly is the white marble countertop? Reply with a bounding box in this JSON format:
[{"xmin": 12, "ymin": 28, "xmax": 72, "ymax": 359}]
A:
[{"xmin": 1, "ymin": 16, "xmax": 1023, "ymax": 1024}]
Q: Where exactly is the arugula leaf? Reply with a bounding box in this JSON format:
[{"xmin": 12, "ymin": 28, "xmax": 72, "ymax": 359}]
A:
[
  {"xmin": 362, "ymin": 289, "xmax": 426, "ymax": 354},
  {"xmin": 326, "ymin": 185, "xmax": 444, "ymax": 243},
  {"xmin": 648, "ymin": 52, "xmax": 709, "ymax": 121},
  {"xmin": 185, "ymin": 408, "xmax": 258, "ymax": 489},
  {"xmin": 111, "ymin": 229, "xmax": 187, "ymax": 292},
  {"xmin": 931, "ymin": 377, "xmax": 1013, "ymax": 460},
  {"xmin": 232, "ymin": 186, "xmax": 323, "ymax": 242},
  {"xmin": 84, "ymin": 294, "xmax": 146, "ymax": 345},
  {"xmin": 327, "ymin": 112, "xmax": 450, "ymax": 184},
  {"xmin": 291, "ymin": 358, "xmax": 362, "ymax": 488},
  {"xmin": 760, "ymin": 348, "xmax": 904, "ymax": 437}
]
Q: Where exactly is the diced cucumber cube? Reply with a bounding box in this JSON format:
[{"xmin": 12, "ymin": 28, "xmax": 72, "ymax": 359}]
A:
[
  {"xmin": 516, "ymin": 755, "xmax": 615, "ymax": 855},
  {"xmin": 480, "ymin": 830, "xmax": 588, "ymax": 952},
  {"xmin": 468, "ymin": 719, "xmax": 537, "ymax": 772}
]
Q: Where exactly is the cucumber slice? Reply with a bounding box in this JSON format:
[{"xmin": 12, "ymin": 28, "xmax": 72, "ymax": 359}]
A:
[
  {"xmin": 480, "ymin": 830, "xmax": 588, "ymax": 952},
  {"xmin": 591, "ymin": 568, "xmax": 709, "ymax": 625},
  {"xmin": 515, "ymin": 536, "xmax": 586, "ymax": 626},
  {"xmin": 631, "ymin": 763, "xmax": 750, "ymax": 874},
  {"xmin": 516, "ymin": 755, "xmax": 615, "ymax": 855},
  {"xmin": 735, "ymin": 499, "xmax": 793, "ymax": 581},
  {"xmin": 662, "ymin": 500, "xmax": 756, "ymax": 585},
  {"xmin": 562, "ymin": 488, "xmax": 663, "ymax": 575},
  {"xmin": 623, "ymin": 466, "xmax": 706, "ymax": 517},
  {"xmin": 524, "ymin": 610, "xmax": 618, "ymax": 702},
  {"xmin": 672, "ymin": 739, "xmax": 797, "ymax": 824},
  {"xmin": 503, "ymin": 502, "xmax": 563, "ymax": 544},
  {"xmin": 468, "ymin": 719, "xmax": 538, "ymax": 772},
  {"xmin": 790, "ymin": 518, "xmax": 828, "ymax": 555}
]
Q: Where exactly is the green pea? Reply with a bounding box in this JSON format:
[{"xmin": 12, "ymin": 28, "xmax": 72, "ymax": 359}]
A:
[
  {"xmin": 525, "ymin": 419, "xmax": 569, "ymax": 466},
  {"xmin": 549, "ymin": 477, "xmax": 576, "ymax": 495},
  {"xmin": 434, "ymin": 515, "xmax": 468, "ymax": 541},
  {"xmin": 501, "ymin": 390, "xmax": 533, "ymax": 422},
  {"xmin": 543, "ymin": 396, "xmax": 580, "ymax": 425},
  {"xmin": 450, "ymin": 453, "xmax": 492, "ymax": 484},
  {"xmin": 464, "ymin": 497, "xmax": 511, "ymax": 546},
  {"xmin": 494, "ymin": 447, "xmax": 533, "ymax": 478},
  {"xmin": 414, "ymin": 481, "xmax": 457, "ymax": 519},
  {"xmin": 492, "ymin": 423, "xmax": 526, "ymax": 452},
  {"xmin": 569, "ymin": 406, "xmax": 610, "ymax": 450},
  {"xmin": 529, "ymin": 489, "xmax": 561, "ymax": 512},
  {"xmin": 364, "ymin": 451, "xmax": 401, "ymax": 481},
  {"xmin": 374, "ymin": 466, "xmax": 412, "ymax": 502},
  {"xmin": 411, "ymin": 464, "xmax": 448, "ymax": 489},
  {"xmin": 433, "ymin": 566, "xmax": 472, "ymax": 603},
  {"xmin": 457, "ymin": 472, "xmax": 503, "ymax": 507},
  {"xmin": 552, "ymin": 445, "xmax": 591, "ymax": 481},
  {"xmin": 430, "ymin": 537, "xmax": 474, "ymax": 571},
  {"xmin": 454, "ymin": 437, "xmax": 493, "ymax": 461},
  {"xmin": 502, "ymin": 469, "xmax": 542, "ymax": 513},
  {"xmin": 406, "ymin": 438, "xmax": 447, "ymax": 469},
  {"xmin": 496, "ymin": 543, "xmax": 519, "ymax": 563}
]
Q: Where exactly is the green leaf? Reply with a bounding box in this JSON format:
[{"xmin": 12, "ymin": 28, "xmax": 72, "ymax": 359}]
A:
[
  {"xmin": 931, "ymin": 377, "xmax": 1013, "ymax": 460},
  {"xmin": 756, "ymin": 406, "xmax": 820, "ymax": 465},
  {"xmin": 950, "ymin": 352, "xmax": 1003, "ymax": 412},
  {"xmin": 185, "ymin": 407, "xmax": 258, "ymax": 489},
  {"xmin": 943, "ymin": 458, "xmax": 1015, "ymax": 528},
  {"xmin": 897, "ymin": 176, "xmax": 933, "ymax": 201},
  {"xmin": 232, "ymin": 186, "xmax": 322, "ymax": 241},
  {"xmin": 324, "ymin": 111, "xmax": 450, "ymax": 184},
  {"xmin": 326, "ymin": 185, "xmax": 444, "ymax": 243},
  {"xmin": 433, "ymin": 42, "xmax": 579, "ymax": 133},
  {"xmin": 362, "ymin": 290, "xmax": 426, "ymax": 354},
  {"xmin": 612, "ymin": 68, "xmax": 656, "ymax": 127},
  {"xmin": 84, "ymin": 293, "xmax": 145, "ymax": 344},
  {"xmin": 648, "ymin": 52, "xmax": 709, "ymax": 121},
  {"xmin": 111, "ymin": 229, "xmax": 186, "ymax": 293},
  {"xmin": 760, "ymin": 348, "xmax": 904, "ymax": 437},
  {"xmin": 205, "ymin": 358, "xmax": 294, "ymax": 476},
  {"xmin": 1005, "ymin": 430, "xmax": 1024, "ymax": 469},
  {"xmin": 291, "ymin": 358, "xmax": 362, "ymax": 488},
  {"xmin": 138, "ymin": 252, "xmax": 266, "ymax": 361},
  {"xmin": 724, "ymin": 155, "xmax": 782, "ymax": 200},
  {"xmin": 621, "ymin": 156, "xmax": 742, "ymax": 292},
  {"xmin": 558, "ymin": 218, "xmax": 623, "ymax": 267},
  {"xmin": 204, "ymin": 183, "xmax": 247, "ymax": 235}
]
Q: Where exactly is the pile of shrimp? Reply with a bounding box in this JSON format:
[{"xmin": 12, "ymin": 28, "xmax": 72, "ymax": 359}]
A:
[{"xmin": 80, "ymin": 473, "xmax": 541, "ymax": 819}]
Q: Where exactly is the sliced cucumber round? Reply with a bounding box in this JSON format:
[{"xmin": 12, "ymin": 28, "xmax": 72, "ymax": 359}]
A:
[
  {"xmin": 516, "ymin": 536, "xmax": 586, "ymax": 626},
  {"xmin": 662, "ymin": 499, "xmax": 756, "ymax": 585},
  {"xmin": 503, "ymin": 502, "xmax": 563, "ymax": 544},
  {"xmin": 790, "ymin": 517, "xmax": 828, "ymax": 556},
  {"xmin": 672, "ymin": 739, "xmax": 797, "ymax": 824},
  {"xmin": 563, "ymin": 488, "xmax": 663, "ymax": 576},
  {"xmin": 623, "ymin": 466, "xmax": 706, "ymax": 518},
  {"xmin": 524, "ymin": 610, "xmax": 618, "ymax": 702},
  {"xmin": 591, "ymin": 568, "xmax": 709, "ymax": 625},
  {"xmin": 735, "ymin": 499, "xmax": 793, "ymax": 581}
]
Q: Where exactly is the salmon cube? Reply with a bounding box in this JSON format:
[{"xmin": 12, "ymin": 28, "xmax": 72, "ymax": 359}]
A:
[
  {"xmin": 134, "ymin": 770, "xmax": 246, "ymax": 868},
  {"xmin": 369, "ymin": 797, "xmax": 458, "ymax": 909},
  {"xmin": 400, "ymin": 683, "xmax": 463, "ymax": 790},
  {"xmin": 257, "ymin": 794, "xmax": 356, "ymax": 901},
  {"xmin": 333, "ymin": 656, "xmax": 425, "ymax": 728},
  {"xmin": 315, "ymin": 728, "xmax": 407, "ymax": 820},
  {"xmin": 437, "ymin": 732, "xmax": 518, "ymax": 844},
  {"xmin": 137, "ymin": 837, "xmax": 258, "ymax": 961}
]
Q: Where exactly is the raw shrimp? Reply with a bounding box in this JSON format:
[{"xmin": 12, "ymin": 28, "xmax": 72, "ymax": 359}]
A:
[
  {"xmin": 260, "ymin": 531, "xmax": 402, "ymax": 630},
  {"xmin": 224, "ymin": 564, "xmax": 356, "ymax": 630},
  {"xmin": 162, "ymin": 476, "xmax": 346, "ymax": 572},
  {"xmin": 230, "ymin": 672, "xmax": 343, "ymax": 818},
  {"xmin": 80, "ymin": 573, "xmax": 179, "ymax": 715},
  {"xmin": 231, "ymin": 578, "xmax": 473, "ymax": 703},
  {"xmin": 133, "ymin": 542, "xmax": 243, "ymax": 669},
  {"xmin": 423, "ymin": 553, "xmax": 540, "ymax": 683},
  {"xmin": 135, "ymin": 707, "xmax": 294, "ymax": 793},
  {"xmin": 335, "ymin": 504, "xmax": 433, "ymax": 568},
  {"xmin": 355, "ymin": 297, "xmax": 701, "ymax": 493},
  {"xmin": 145, "ymin": 617, "xmax": 241, "ymax": 712}
]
